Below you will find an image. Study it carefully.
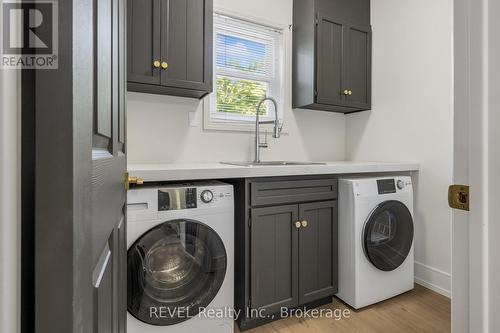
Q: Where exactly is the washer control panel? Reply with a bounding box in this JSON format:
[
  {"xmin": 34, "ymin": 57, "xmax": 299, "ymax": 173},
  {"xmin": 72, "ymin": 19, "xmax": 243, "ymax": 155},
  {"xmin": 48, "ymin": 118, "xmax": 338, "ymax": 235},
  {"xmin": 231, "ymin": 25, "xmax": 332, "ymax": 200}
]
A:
[
  {"xmin": 154, "ymin": 181, "xmax": 233, "ymax": 211},
  {"xmin": 200, "ymin": 190, "xmax": 214, "ymax": 203},
  {"xmin": 197, "ymin": 186, "xmax": 233, "ymax": 206},
  {"xmin": 158, "ymin": 187, "xmax": 197, "ymax": 211},
  {"xmin": 127, "ymin": 181, "xmax": 234, "ymax": 223}
]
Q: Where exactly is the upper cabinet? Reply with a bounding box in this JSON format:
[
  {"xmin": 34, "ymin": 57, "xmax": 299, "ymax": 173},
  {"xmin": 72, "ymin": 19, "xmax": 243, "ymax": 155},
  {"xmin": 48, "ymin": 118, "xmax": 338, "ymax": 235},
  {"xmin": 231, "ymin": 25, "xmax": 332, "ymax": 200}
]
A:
[
  {"xmin": 127, "ymin": 0, "xmax": 213, "ymax": 99},
  {"xmin": 292, "ymin": 0, "xmax": 371, "ymax": 113}
]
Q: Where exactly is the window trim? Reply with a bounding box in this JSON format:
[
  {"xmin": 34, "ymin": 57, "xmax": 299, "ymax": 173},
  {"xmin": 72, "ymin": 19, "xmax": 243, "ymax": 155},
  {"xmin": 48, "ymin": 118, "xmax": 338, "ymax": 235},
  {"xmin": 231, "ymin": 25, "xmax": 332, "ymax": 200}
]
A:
[{"xmin": 203, "ymin": 10, "xmax": 287, "ymax": 133}]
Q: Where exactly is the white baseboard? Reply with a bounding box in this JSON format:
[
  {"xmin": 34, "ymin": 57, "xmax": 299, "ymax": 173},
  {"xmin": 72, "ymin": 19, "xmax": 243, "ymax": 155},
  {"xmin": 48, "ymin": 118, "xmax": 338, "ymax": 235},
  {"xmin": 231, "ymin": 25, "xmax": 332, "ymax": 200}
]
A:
[{"xmin": 414, "ymin": 261, "xmax": 451, "ymax": 298}]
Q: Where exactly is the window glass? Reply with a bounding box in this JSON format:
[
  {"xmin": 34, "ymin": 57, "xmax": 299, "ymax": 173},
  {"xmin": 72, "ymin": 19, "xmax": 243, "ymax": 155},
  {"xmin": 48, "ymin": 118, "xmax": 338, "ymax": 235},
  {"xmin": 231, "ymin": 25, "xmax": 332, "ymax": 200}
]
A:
[{"xmin": 207, "ymin": 13, "xmax": 284, "ymax": 127}]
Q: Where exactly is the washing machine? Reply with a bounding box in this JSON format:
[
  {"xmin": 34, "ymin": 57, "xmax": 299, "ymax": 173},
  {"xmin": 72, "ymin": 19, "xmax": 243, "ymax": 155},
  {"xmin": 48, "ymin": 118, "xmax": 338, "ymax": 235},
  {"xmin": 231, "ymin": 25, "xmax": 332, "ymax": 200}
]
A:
[
  {"xmin": 126, "ymin": 181, "xmax": 234, "ymax": 333},
  {"xmin": 337, "ymin": 176, "xmax": 414, "ymax": 309}
]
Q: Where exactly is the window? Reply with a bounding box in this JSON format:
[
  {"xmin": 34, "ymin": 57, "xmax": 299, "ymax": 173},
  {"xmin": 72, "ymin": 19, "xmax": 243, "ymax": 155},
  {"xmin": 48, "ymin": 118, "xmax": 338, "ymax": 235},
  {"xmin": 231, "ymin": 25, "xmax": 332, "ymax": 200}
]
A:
[{"xmin": 205, "ymin": 13, "xmax": 284, "ymax": 130}]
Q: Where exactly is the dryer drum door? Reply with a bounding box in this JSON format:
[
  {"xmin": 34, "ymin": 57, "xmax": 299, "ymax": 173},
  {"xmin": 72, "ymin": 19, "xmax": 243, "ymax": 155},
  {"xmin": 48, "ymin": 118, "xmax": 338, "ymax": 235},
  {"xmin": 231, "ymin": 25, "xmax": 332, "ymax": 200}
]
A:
[
  {"xmin": 127, "ymin": 219, "xmax": 227, "ymax": 326},
  {"xmin": 363, "ymin": 200, "xmax": 414, "ymax": 272}
]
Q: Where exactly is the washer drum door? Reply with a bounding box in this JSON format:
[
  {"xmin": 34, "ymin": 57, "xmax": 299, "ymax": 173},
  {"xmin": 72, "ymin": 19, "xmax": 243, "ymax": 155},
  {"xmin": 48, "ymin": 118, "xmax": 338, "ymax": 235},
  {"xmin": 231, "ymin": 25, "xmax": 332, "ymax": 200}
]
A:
[
  {"xmin": 362, "ymin": 200, "xmax": 414, "ymax": 272},
  {"xmin": 127, "ymin": 219, "xmax": 227, "ymax": 326}
]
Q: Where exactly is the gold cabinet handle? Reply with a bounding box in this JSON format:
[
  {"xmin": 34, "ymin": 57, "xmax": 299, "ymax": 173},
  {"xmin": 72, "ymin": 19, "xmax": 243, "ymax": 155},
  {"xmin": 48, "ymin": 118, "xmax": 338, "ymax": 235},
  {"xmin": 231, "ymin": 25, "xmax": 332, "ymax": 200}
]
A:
[
  {"xmin": 153, "ymin": 60, "xmax": 161, "ymax": 68},
  {"xmin": 295, "ymin": 221, "xmax": 301, "ymax": 229},
  {"xmin": 161, "ymin": 61, "xmax": 169, "ymax": 69},
  {"xmin": 343, "ymin": 89, "xmax": 349, "ymax": 96},
  {"xmin": 348, "ymin": 90, "xmax": 353, "ymax": 96},
  {"xmin": 301, "ymin": 220, "xmax": 308, "ymax": 228}
]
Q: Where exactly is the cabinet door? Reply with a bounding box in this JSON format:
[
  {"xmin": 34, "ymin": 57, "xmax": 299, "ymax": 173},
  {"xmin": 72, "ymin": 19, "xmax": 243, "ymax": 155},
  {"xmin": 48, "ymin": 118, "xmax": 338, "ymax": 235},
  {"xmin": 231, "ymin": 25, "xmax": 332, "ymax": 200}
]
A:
[
  {"xmin": 316, "ymin": 15, "xmax": 347, "ymax": 106},
  {"xmin": 250, "ymin": 205, "xmax": 299, "ymax": 314},
  {"xmin": 298, "ymin": 201, "xmax": 338, "ymax": 304},
  {"xmin": 127, "ymin": 0, "xmax": 161, "ymax": 84},
  {"xmin": 345, "ymin": 24, "xmax": 371, "ymax": 109},
  {"xmin": 161, "ymin": 0, "xmax": 213, "ymax": 92}
]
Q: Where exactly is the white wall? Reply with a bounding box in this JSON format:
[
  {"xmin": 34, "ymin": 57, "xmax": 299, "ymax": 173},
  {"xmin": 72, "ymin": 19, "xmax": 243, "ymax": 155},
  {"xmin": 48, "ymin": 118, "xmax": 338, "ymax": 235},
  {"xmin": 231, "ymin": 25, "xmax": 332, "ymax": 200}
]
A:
[
  {"xmin": 345, "ymin": 0, "xmax": 454, "ymax": 296},
  {"xmin": 127, "ymin": 0, "xmax": 345, "ymax": 164}
]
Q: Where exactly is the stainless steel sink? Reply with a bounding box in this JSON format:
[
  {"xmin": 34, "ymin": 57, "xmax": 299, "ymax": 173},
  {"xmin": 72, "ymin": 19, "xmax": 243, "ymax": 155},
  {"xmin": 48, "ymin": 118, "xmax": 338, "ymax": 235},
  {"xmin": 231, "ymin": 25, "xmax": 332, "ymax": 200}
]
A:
[{"xmin": 221, "ymin": 161, "xmax": 327, "ymax": 167}]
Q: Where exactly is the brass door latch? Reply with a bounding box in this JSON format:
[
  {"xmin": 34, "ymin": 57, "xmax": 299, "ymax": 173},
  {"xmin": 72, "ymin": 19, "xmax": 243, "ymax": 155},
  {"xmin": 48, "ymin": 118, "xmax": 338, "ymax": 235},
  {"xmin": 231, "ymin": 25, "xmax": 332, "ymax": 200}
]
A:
[
  {"xmin": 125, "ymin": 172, "xmax": 144, "ymax": 190},
  {"xmin": 448, "ymin": 185, "xmax": 469, "ymax": 211}
]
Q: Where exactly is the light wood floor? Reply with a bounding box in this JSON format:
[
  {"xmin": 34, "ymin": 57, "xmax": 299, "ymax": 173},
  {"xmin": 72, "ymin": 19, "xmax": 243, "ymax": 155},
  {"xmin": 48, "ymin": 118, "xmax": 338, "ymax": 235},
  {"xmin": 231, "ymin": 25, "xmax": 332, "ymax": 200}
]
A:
[{"xmin": 236, "ymin": 284, "xmax": 451, "ymax": 333}]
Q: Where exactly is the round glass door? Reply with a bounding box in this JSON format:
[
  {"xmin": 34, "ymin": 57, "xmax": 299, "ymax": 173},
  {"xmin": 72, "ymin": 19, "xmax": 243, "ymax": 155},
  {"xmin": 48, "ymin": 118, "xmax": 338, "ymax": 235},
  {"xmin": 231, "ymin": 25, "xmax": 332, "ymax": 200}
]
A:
[
  {"xmin": 363, "ymin": 201, "xmax": 414, "ymax": 272},
  {"xmin": 127, "ymin": 219, "xmax": 227, "ymax": 326}
]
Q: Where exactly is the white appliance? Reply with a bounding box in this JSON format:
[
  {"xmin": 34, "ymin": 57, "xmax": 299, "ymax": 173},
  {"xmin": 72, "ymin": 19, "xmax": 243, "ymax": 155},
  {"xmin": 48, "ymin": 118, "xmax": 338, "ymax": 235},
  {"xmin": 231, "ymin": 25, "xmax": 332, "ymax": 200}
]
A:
[
  {"xmin": 126, "ymin": 181, "xmax": 234, "ymax": 333},
  {"xmin": 337, "ymin": 176, "xmax": 414, "ymax": 309}
]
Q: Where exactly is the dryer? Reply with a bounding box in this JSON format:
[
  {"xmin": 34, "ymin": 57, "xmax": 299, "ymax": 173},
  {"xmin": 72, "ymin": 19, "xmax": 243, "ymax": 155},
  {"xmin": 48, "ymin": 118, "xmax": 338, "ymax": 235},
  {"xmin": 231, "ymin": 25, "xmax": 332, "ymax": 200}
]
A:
[
  {"xmin": 126, "ymin": 181, "xmax": 234, "ymax": 333},
  {"xmin": 337, "ymin": 176, "xmax": 414, "ymax": 309}
]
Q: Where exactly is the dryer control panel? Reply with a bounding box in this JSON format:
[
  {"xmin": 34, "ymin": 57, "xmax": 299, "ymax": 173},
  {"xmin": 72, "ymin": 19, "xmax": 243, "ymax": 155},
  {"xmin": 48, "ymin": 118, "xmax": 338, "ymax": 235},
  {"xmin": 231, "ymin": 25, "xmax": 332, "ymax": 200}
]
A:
[
  {"xmin": 377, "ymin": 179, "xmax": 396, "ymax": 194},
  {"xmin": 342, "ymin": 176, "xmax": 413, "ymax": 198}
]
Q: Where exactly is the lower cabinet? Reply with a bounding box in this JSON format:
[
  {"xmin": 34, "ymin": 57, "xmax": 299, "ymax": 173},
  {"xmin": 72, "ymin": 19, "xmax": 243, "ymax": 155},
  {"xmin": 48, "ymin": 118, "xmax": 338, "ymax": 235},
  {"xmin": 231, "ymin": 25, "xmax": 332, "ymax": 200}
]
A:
[
  {"xmin": 298, "ymin": 201, "xmax": 338, "ymax": 304},
  {"xmin": 232, "ymin": 177, "xmax": 338, "ymax": 331},
  {"xmin": 250, "ymin": 205, "xmax": 299, "ymax": 314}
]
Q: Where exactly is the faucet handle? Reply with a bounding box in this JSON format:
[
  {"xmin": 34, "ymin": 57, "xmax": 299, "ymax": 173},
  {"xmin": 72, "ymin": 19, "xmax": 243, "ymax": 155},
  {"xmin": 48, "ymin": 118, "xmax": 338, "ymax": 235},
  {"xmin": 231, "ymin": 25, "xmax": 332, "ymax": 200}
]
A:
[
  {"xmin": 259, "ymin": 130, "xmax": 269, "ymax": 148},
  {"xmin": 273, "ymin": 120, "xmax": 283, "ymax": 138}
]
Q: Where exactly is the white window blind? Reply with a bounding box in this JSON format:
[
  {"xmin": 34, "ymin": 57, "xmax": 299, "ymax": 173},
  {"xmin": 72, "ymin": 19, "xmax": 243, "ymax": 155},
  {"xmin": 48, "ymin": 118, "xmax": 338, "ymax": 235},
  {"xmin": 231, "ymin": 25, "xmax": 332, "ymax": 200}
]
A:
[{"xmin": 209, "ymin": 13, "xmax": 284, "ymax": 125}]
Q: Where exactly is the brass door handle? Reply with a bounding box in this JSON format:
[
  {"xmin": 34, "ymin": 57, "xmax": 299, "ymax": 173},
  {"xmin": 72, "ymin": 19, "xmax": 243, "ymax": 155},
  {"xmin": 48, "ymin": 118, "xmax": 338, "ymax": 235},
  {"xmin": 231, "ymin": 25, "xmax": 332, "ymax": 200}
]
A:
[
  {"xmin": 161, "ymin": 61, "xmax": 168, "ymax": 69},
  {"xmin": 129, "ymin": 176, "xmax": 144, "ymax": 185},
  {"xmin": 125, "ymin": 172, "xmax": 144, "ymax": 190},
  {"xmin": 295, "ymin": 221, "xmax": 301, "ymax": 229},
  {"xmin": 301, "ymin": 220, "xmax": 308, "ymax": 228},
  {"xmin": 153, "ymin": 60, "xmax": 161, "ymax": 68}
]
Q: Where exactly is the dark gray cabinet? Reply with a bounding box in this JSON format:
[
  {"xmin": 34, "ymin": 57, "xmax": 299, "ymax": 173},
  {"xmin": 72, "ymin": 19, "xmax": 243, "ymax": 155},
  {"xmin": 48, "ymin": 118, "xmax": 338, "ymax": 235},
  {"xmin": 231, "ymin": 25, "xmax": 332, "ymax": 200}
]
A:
[
  {"xmin": 293, "ymin": 0, "xmax": 371, "ymax": 113},
  {"xmin": 127, "ymin": 0, "xmax": 161, "ymax": 85},
  {"xmin": 250, "ymin": 205, "xmax": 299, "ymax": 314},
  {"xmin": 345, "ymin": 24, "xmax": 371, "ymax": 109},
  {"xmin": 231, "ymin": 177, "xmax": 338, "ymax": 331},
  {"xmin": 298, "ymin": 201, "xmax": 338, "ymax": 304},
  {"xmin": 251, "ymin": 201, "xmax": 338, "ymax": 311},
  {"xmin": 127, "ymin": 0, "xmax": 213, "ymax": 99}
]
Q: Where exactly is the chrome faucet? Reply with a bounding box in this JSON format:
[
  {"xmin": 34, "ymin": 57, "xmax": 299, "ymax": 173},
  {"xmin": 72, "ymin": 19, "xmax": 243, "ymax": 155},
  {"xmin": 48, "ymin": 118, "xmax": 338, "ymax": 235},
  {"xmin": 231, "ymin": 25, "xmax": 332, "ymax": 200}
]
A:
[{"xmin": 254, "ymin": 97, "xmax": 282, "ymax": 163}]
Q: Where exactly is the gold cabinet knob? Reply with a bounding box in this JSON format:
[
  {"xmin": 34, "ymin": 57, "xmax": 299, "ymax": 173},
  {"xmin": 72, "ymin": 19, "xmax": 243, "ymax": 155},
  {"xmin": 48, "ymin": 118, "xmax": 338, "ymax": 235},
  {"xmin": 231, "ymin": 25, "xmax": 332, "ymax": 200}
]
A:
[
  {"xmin": 348, "ymin": 90, "xmax": 353, "ymax": 96},
  {"xmin": 161, "ymin": 62, "xmax": 169, "ymax": 69},
  {"xmin": 301, "ymin": 220, "xmax": 308, "ymax": 228},
  {"xmin": 343, "ymin": 89, "xmax": 350, "ymax": 96},
  {"xmin": 295, "ymin": 221, "xmax": 301, "ymax": 229},
  {"xmin": 153, "ymin": 60, "xmax": 161, "ymax": 68}
]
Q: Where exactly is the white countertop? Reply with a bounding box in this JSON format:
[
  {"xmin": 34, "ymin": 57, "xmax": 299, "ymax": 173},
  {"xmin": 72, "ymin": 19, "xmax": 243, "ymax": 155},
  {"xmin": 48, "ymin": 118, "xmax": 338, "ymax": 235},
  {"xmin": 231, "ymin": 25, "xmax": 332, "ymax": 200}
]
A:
[{"xmin": 128, "ymin": 161, "xmax": 419, "ymax": 182}]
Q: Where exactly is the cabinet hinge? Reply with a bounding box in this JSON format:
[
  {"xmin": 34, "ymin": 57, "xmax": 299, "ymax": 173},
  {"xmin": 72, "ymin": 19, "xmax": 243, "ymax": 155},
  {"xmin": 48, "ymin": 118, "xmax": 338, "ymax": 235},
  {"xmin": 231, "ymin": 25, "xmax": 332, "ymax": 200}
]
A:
[
  {"xmin": 315, "ymin": 18, "xmax": 319, "ymax": 25},
  {"xmin": 314, "ymin": 90, "xmax": 318, "ymax": 97},
  {"xmin": 248, "ymin": 299, "xmax": 252, "ymax": 309},
  {"xmin": 248, "ymin": 216, "xmax": 252, "ymax": 228}
]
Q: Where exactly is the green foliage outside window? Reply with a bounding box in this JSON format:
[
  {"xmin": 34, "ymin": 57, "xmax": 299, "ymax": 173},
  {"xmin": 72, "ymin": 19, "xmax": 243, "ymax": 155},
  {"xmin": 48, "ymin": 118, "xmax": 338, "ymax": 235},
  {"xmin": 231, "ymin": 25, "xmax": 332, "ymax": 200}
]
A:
[{"xmin": 216, "ymin": 77, "xmax": 268, "ymax": 116}]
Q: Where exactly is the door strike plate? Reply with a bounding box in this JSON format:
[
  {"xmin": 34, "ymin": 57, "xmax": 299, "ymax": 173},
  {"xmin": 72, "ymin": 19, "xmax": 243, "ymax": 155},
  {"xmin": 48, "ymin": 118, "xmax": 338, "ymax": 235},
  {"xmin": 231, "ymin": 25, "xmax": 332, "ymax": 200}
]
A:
[{"xmin": 448, "ymin": 185, "xmax": 470, "ymax": 211}]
